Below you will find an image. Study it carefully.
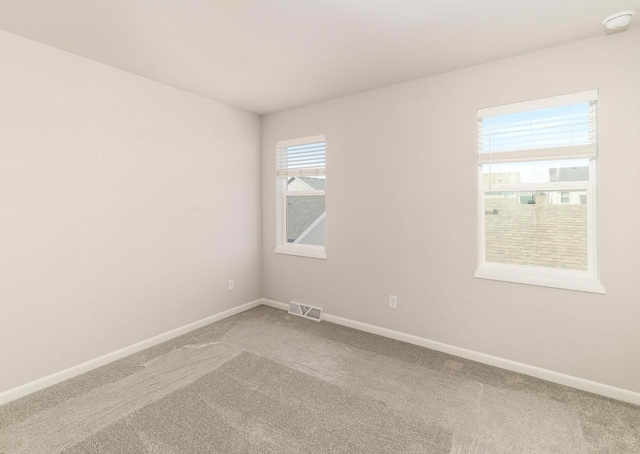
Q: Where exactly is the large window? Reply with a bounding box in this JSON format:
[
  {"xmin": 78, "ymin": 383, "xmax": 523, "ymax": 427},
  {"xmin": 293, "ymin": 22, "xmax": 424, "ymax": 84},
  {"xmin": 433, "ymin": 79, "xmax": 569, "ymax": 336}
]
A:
[
  {"xmin": 275, "ymin": 135, "xmax": 326, "ymax": 259},
  {"xmin": 475, "ymin": 90, "xmax": 604, "ymax": 293}
]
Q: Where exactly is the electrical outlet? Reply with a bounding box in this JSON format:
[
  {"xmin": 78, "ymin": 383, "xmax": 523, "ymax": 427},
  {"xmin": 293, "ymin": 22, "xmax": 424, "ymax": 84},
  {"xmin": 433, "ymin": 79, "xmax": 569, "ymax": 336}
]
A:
[
  {"xmin": 389, "ymin": 295, "xmax": 397, "ymax": 309},
  {"xmin": 228, "ymin": 279, "xmax": 235, "ymax": 291}
]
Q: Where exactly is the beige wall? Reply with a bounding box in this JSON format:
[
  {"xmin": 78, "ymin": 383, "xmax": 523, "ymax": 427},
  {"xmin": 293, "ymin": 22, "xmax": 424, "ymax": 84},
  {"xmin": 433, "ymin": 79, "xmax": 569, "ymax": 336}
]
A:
[
  {"xmin": 0, "ymin": 30, "xmax": 262, "ymax": 394},
  {"xmin": 262, "ymin": 28, "xmax": 640, "ymax": 393}
]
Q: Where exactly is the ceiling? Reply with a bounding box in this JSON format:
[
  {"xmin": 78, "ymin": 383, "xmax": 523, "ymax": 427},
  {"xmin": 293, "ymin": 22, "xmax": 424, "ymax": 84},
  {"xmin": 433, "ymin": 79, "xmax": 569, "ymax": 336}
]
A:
[{"xmin": 0, "ymin": 1, "xmax": 637, "ymax": 115}]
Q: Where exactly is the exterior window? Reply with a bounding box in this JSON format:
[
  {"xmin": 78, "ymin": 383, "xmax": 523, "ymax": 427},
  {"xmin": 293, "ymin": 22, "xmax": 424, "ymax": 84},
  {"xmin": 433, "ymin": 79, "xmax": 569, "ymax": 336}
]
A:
[
  {"xmin": 475, "ymin": 90, "xmax": 604, "ymax": 293},
  {"xmin": 275, "ymin": 135, "xmax": 326, "ymax": 259}
]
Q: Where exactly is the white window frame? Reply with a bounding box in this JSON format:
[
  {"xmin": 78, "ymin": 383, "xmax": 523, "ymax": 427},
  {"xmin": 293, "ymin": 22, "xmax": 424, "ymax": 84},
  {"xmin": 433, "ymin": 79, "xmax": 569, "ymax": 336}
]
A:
[
  {"xmin": 474, "ymin": 91, "xmax": 605, "ymax": 294},
  {"xmin": 274, "ymin": 135, "xmax": 327, "ymax": 259}
]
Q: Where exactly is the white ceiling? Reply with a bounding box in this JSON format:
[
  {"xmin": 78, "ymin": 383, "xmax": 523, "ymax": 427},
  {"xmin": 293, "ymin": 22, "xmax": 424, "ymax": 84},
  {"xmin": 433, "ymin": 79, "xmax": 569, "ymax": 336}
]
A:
[{"xmin": 0, "ymin": 1, "xmax": 638, "ymax": 114}]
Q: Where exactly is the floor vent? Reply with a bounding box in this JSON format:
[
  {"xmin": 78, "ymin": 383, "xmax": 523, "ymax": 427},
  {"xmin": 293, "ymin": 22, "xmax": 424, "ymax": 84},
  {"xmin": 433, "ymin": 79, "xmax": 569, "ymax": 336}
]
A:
[{"xmin": 288, "ymin": 301, "xmax": 323, "ymax": 322}]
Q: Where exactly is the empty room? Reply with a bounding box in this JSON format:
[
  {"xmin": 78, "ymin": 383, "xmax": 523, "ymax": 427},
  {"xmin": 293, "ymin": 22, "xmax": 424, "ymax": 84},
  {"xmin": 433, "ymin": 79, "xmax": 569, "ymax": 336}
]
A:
[{"xmin": 1, "ymin": 1, "xmax": 639, "ymax": 452}]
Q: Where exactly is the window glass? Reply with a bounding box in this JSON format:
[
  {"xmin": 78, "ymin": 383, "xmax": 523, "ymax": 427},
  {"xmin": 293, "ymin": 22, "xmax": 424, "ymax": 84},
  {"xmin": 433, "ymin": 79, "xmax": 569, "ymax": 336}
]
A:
[
  {"xmin": 484, "ymin": 190, "xmax": 588, "ymax": 271},
  {"xmin": 482, "ymin": 159, "xmax": 589, "ymax": 185},
  {"xmin": 481, "ymin": 102, "xmax": 593, "ymax": 153},
  {"xmin": 286, "ymin": 176, "xmax": 326, "ymax": 192},
  {"xmin": 286, "ymin": 195, "xmax": 325, "ymax": 246},
  {"xmin": 276, "ymin": 136, "xmax": 326, "ymax": 257}
]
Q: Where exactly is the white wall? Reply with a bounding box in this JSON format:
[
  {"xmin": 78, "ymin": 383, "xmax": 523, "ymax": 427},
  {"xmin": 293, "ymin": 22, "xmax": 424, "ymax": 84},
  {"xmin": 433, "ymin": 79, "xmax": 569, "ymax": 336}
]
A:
[
  {"xmin": 0, "ymin": 30, "xmax": 262, "ymax": 394},
  {"xmin": 262, "ymin": 28, "xmax": 640, "ymax": 393}
]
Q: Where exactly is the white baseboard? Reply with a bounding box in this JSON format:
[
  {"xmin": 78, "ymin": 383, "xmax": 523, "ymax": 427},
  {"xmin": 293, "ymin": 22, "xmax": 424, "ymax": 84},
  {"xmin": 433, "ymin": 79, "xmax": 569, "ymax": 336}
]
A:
[
  {"xmin": 0, "ymin": 299, "xmax": 263, "ymax": 406},
  {"xmin": 262, "ymin": 299, "xmax": 290, "ymax": 311},
  {"xmin": 4, "ymin": 298, "xmax": 638, "ymax": 407},
  {"xmin": 261, "ymin": 298, "xmax": 640, "ymax": 406}
]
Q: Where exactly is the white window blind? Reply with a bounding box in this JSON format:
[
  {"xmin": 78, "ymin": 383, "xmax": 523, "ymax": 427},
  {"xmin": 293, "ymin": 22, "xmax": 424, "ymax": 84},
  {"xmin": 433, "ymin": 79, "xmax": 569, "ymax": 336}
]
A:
[
  {"xmin": 478, "ymin": 90, "xmax": 598, "ymax": 164},
  {"xmin": 277, "ymin": 135, "xmax": 326, "ymax": 177}
]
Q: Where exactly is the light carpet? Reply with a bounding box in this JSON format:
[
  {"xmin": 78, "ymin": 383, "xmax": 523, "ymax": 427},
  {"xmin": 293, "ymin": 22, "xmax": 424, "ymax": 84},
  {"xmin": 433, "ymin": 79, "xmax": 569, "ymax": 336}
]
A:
[{"xmin": 0, "ymin": 306, "xmax": 638, "ymax": 453}]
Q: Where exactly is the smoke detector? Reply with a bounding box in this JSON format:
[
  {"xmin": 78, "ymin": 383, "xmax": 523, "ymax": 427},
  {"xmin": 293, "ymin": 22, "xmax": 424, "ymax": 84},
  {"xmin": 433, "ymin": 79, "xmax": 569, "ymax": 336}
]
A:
[{"xmin": 602, "ymin": 11, "xmax": 635, "ymax": 30}]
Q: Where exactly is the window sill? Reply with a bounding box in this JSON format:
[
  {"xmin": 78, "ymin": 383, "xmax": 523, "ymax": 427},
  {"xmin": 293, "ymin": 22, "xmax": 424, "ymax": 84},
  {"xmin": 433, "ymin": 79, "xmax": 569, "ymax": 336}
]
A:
[
  {"xmin": 475, "ymin": 265, "xmax": 605, "ymax": 294},
  {"xmin": 274, "ymin": 245, "xmax": 327, "ymax": 260}
]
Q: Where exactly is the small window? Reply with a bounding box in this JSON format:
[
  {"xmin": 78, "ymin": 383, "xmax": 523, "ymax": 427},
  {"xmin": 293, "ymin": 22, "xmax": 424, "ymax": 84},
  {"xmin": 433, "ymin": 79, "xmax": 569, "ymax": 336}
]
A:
[
  {"xmin": 275, "ymin": 136, "xmax": 326, "ymax": 259},
  {"xmin": 475, "ymin": 90, "xmax": 604, "ymax": 293}
]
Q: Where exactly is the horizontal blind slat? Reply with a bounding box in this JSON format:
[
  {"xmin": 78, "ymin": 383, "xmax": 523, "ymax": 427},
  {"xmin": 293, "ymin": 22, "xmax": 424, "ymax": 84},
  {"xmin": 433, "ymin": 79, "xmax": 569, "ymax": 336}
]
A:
[
  {"xmin": 277, "ymin": 138, "xmax": 326, "ymax": 173},
  {"xmin": 478, "ymin": 100, "xmax": 596, "ymax": 162},
  {"xmin": 478, "ymin": 89, "xmax": 597, "ymax": 118}
]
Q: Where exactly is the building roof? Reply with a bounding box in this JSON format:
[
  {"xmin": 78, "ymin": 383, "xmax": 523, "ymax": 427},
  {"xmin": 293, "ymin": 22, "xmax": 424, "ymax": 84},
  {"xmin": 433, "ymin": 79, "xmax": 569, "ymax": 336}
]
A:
[
  {"xmin": 289, "ymin": 176, "xmax": 326, "ymax": 191},
  {"xmin": 286, "ymin": 195, "xmax": 325, "ymax": 243}
]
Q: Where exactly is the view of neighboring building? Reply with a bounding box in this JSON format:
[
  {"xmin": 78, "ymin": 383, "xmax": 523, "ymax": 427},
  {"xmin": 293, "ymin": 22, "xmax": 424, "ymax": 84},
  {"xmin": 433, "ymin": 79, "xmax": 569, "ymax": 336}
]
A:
[
  {"xmin": 286, "ymin": 177, "xmax": 326, "ymax": 246},
  {"xmin": 482, "ymin": 171, "xmax": 522, "ymax": 185},
  {"xmin": 484, "ymin": 166, "xmax": 589, "ymax": 270}
]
